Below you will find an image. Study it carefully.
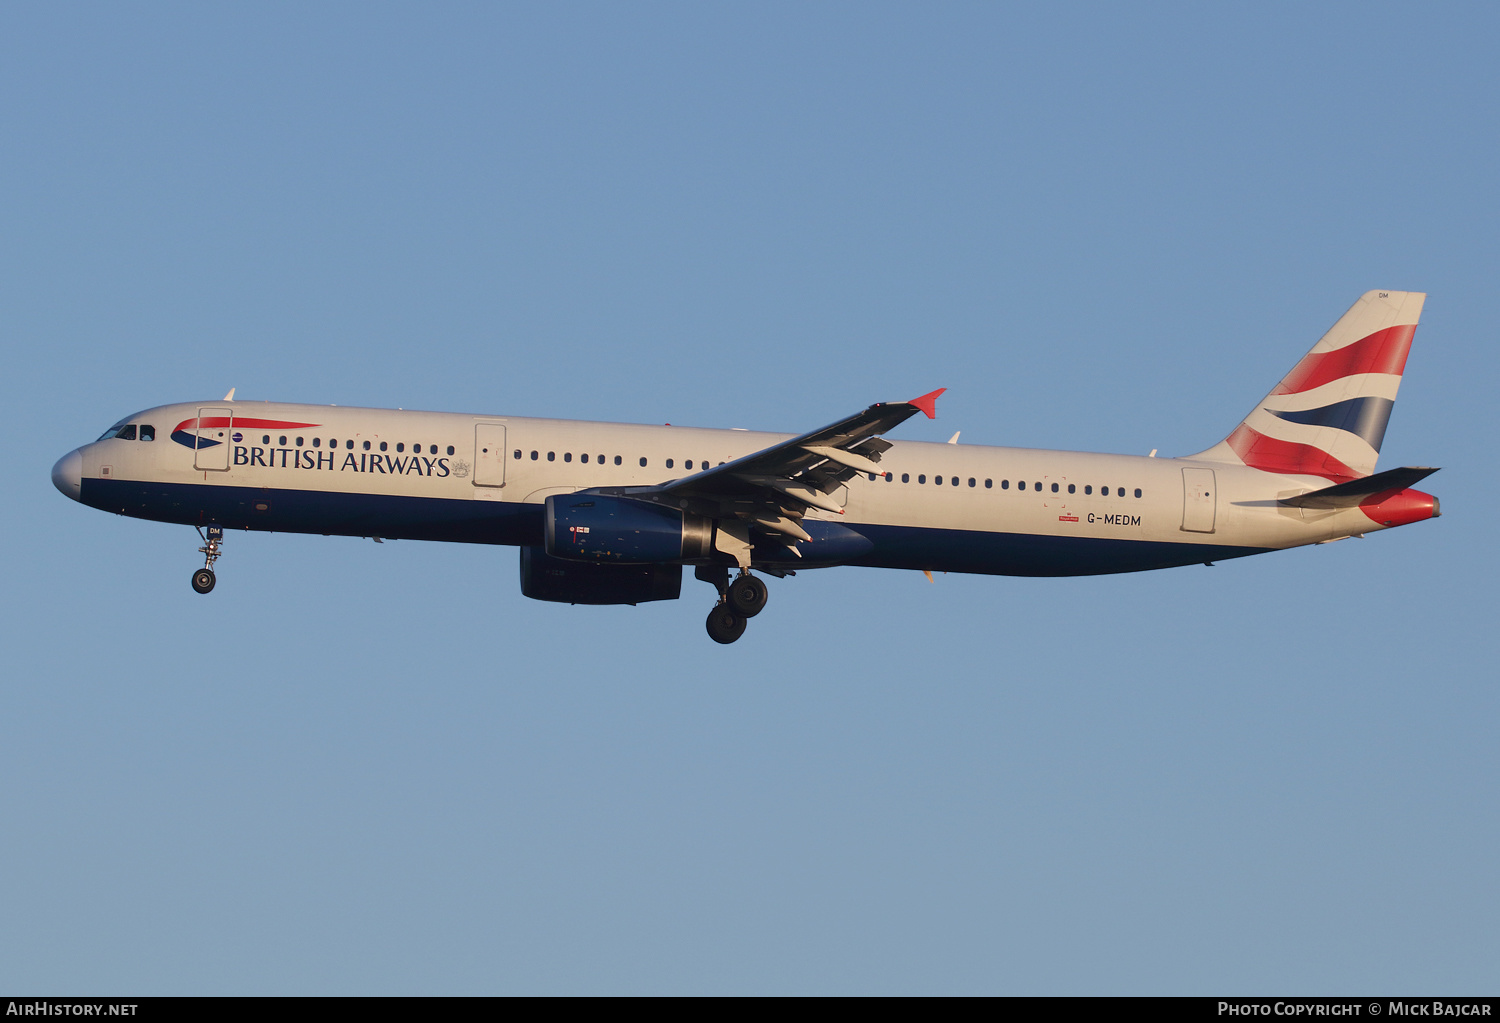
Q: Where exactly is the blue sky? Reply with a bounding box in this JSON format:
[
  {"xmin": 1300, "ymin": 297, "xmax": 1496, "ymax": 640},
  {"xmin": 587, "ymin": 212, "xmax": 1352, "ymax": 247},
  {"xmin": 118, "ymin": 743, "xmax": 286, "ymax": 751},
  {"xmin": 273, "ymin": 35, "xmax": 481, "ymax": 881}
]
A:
[{"xmin": 2, "ymin": 3, "xmax": 1495, "ymax": 994}]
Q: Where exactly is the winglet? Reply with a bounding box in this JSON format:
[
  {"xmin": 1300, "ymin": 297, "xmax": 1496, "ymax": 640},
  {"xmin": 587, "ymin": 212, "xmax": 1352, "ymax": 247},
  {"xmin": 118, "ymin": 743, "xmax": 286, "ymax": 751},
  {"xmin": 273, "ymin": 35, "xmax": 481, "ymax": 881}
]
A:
[{"xmin": 908, "ymin": 387, "xmax": 946, "ymax": 419}]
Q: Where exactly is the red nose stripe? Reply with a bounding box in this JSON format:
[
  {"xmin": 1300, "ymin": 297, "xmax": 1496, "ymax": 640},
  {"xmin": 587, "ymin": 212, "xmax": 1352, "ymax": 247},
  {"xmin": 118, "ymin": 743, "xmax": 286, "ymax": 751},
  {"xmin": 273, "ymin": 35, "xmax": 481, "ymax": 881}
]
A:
[{"xmin": 172, "ymin": 417, "xmax": 321, "ymax": 433}]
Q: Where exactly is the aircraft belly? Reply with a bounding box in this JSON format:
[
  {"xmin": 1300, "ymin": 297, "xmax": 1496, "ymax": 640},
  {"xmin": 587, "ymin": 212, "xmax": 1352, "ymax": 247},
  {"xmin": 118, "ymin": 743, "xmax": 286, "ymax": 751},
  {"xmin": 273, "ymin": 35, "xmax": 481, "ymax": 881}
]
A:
[
  {"xmin": 847, "ymin": 523, "xmax": 1272, "ymax": 576},
  {"xmin": 81, "ymin": 478, "xmax": 544, "ymax": 546}
]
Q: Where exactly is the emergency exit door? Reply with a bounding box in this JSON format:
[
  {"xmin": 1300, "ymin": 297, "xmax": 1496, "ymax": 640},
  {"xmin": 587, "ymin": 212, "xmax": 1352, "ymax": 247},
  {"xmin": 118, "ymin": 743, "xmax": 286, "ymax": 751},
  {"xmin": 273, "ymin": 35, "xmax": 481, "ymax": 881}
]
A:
[{"xmin": 1181, "ymin": 467, "xmax": 1216, "ymax": 533}]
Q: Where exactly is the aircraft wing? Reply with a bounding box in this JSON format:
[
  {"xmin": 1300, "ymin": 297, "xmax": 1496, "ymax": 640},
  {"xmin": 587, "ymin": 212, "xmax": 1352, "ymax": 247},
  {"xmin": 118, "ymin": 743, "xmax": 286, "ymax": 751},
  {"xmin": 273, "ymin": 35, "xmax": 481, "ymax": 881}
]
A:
[{"xmin": 590, "ymin": 389, "xmax": 944, "ymax": 558}]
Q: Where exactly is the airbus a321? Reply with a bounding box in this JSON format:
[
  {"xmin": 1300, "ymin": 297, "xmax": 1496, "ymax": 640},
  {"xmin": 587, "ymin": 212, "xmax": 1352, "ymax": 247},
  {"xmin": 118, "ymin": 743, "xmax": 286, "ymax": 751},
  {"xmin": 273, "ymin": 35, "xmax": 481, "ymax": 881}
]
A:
[{"xmin": 51, "ymin": 290, "xmax": 1440, "ymax": 643}]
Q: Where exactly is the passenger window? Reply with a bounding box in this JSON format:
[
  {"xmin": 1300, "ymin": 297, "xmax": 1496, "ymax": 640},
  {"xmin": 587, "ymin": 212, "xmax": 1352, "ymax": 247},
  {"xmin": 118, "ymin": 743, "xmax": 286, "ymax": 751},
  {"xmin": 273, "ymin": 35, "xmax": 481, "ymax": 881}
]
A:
[
  {"xmin": 313, "ymin": 437, "xmax": 321, "ymax": 447},
  {"xmin": 531, "ymin": 451, "xmax": 539, "ymax": 460},
  {"xmin": 380, "ymin": 442, "xmax": 388, "ymax": 452},
  {"xmin": 951, "ymin": 477, "xmax": 958, "ymax": 487},
  {"xmin": 363, "ymin": 441, "xmax": 371, "ymax": 451},
  {"xmin": 115, "ymin": 424, "xmax": 137, "ymax": 440},
  {"xmin": 919, "ymin": 474, "xmax": 927, "ymax": 484},
  {"xmin": 1084, "ymin": 485, "xmax": 1092, "ymax": 495},
  {"xmin": 934, "ymin": 475, "xmax": 941, "ymax": 485},
  {"xmin": 968, "ymin": 478, "xmax": 975, "ymax": 487},
  {"xmin": 279, "ymin": 435, "xmax": 288, "ymax": 445},
  {"xmin": 615, "ymin": 456, "xmax": 622, "ymax": 465},
  {"xmin": 901, "ymin": 473, "xmax": 910, "ymax": 483},
  {"xmin": 1051, "ymin": 483, "xmax": 1059, "ymax": 493},
  {"xmin": 640, "ymin": 457, "xmax": 648, "ymax": 467},
  {"xmin": 446, "ymin": 445, "xmax": 454, "ymax": 455},
  {"xmin": 580, "ymin": 453, "xmax": 589, "ymax": 463},
  {"xmin": 1017, "ymin": 481, "xmax": 1025, "ymax": 491},
  {"xmin": 985, "ymin": 479, "xmax": 992, "ymax": 488},
  {"xmin": 1117, "ymin": 487, "xmax": 1125, "ymax": 497},
  {"xmin": 1068, "ymin": 484, "xmax": 1075, "ymax": 494},
  {"xmin": 547, "ymin": 452, "xmax": 555, "ymax": 461},
  {"xmin": 513, "ymin": 449, "xmax": 521, "ymax": 459},
  {"xmin": 348, "ymin": 440, "xmax": 355, "ymax": 449},
  {"xmin": 263, "ymin": 435, "xmax": 271, "ymax": 444},
  {"xmin": 297, "ymin": 437, "xmax": 304, "ymax": 447},
  {"xmin": 139, "ymin": 425, "xmax": 155, "ymax": 441},
  {"xmin": 885, "ymin": 472, "xmax": 893, "ymax": 482},
  {"xmin": 395, "ymin": 443, "xmax": 403, "ymax": 452},
  {"xmin": 1001, "ymin": 480, "xmax": 1009, "ymax": 489},
  {"xmin": 1135, "ymin": 488, "xmax": 1142, "ymax": 498},
  {"xmin": 868, "ymin": 473, "xmax": 877, "ymax": 482},
  {"xmin": 666, "ymin": 458, "xmax": 674, "ymax": 469},
  {"xmin": 685, "ymin": 460, "xmax": 693, "ymax": 469}
]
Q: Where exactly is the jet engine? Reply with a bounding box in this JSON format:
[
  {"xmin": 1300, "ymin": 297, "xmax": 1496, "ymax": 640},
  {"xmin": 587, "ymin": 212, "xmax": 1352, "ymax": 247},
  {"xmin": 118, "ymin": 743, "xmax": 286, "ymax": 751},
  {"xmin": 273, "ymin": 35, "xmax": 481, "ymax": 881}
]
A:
[
  {"xmin": 544, "ymin": 494, "xmax": 714, "ymax": 564},
  {"xmin": 519, "ymin": 546, "xmax": 681, "ymax": 605}
]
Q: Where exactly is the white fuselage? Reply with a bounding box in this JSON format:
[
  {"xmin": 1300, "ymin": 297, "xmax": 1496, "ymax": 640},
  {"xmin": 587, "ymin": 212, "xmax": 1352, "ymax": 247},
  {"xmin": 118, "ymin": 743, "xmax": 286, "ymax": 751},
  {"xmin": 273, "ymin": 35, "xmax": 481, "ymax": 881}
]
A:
[{"xmin": 57, "ymin": 399, "xmax": 1403, "ymax": 576}]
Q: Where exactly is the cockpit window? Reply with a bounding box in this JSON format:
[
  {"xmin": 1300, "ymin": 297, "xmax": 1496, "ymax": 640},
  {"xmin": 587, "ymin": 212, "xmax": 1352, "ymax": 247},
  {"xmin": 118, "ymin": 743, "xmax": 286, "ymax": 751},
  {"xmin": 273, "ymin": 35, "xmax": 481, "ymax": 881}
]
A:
[
  {"xmin": 139, "ymin": 425, "xmax": 155, "ymax": 441},
  {"xmin": 114, "ymin": 424, "xmax": 137, "ymax": 441},
  {"xmin": 98, "ymin": 417, "xmax": 131, "ymax": 441}
]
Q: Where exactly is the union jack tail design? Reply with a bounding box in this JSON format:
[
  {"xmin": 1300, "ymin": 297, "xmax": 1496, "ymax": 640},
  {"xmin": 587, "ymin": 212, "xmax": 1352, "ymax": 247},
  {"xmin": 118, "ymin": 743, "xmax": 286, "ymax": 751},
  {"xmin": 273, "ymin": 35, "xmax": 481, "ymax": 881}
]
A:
[{"xmin": 1189, "ymin": 290, "xmax": 1425, "ymax": 481}]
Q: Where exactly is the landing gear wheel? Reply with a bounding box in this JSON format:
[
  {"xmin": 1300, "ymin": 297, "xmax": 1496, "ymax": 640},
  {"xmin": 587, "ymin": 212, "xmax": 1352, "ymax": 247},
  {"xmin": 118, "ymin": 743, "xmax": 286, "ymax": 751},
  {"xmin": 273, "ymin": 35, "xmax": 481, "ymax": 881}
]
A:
[
  {"xmin": 706, "ymin": 604, "xmax": 747, "ymax": 644},
  {"xmin": 191, "ymin": 568, "xmax": 216, "ymax": 594},
  {"xmin": 727, "ymin": 574, "xmax": 768, "ymax": 618}
]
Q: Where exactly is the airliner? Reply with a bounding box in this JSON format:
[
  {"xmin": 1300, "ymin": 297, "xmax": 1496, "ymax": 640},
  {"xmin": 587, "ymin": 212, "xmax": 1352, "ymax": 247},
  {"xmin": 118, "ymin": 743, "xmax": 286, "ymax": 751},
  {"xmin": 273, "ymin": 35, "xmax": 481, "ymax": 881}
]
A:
[{"xmin": 51, "ymin": 290, "xmax": 1439, "ymax": 643}]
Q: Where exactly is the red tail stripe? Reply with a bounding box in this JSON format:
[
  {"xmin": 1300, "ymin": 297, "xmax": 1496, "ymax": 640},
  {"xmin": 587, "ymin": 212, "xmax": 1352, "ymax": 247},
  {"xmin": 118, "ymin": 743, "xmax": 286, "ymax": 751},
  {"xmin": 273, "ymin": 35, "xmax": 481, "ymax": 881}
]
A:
[
  {"xmin": 1226, "ymin": 424, "xmax": 1360, "ymax": 482},
  {"xmin": 1272, "ymin": 324, "xmax": 1416, "ymax": 395}
]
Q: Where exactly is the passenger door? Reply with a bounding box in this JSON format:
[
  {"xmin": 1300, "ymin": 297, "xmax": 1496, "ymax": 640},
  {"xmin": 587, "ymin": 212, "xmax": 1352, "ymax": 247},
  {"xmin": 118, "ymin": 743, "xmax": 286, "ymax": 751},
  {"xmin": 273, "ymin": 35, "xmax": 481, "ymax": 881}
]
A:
[
  {"xmin": 1181, "ymin": 467, "xmax": 1216, "ymax": 533},
  {"xmin": 194, "ymin": 407, "xmax": 232, "ymax": 471}
]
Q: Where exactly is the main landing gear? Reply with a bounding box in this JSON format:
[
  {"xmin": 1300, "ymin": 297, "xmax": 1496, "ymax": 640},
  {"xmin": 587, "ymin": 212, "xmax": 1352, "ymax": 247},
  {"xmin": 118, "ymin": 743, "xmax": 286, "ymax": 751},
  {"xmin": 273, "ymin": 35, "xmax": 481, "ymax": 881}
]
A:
[
  {"xmin": 191, "ymin": 524, "xmax": 224, "ymax": 594},
  {"xmin": 697, "ymin": 566, "xmax": 770, "ymax": 644}
]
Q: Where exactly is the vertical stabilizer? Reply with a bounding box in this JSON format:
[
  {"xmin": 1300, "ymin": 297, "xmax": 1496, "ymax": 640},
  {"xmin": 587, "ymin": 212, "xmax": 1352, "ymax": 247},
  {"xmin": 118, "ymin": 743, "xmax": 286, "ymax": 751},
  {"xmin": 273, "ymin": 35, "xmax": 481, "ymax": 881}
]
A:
[{"xmin": 1188, "ymin": 291, "xmax": 1425, "ymax": 481}]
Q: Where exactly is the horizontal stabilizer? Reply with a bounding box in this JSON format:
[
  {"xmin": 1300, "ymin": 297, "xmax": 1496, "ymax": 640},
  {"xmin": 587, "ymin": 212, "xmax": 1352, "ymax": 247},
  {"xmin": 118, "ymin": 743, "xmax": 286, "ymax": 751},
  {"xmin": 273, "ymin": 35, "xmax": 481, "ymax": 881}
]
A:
[{"xmin": 1279, "ymin": 466, "xmax": 1439, "ymax": 508}]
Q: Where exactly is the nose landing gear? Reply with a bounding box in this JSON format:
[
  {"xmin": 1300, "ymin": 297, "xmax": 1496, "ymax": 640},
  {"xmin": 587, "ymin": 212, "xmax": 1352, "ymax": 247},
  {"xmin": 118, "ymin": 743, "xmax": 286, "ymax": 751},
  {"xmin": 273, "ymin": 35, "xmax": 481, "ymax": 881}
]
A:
[
  {"xmin": 696, "ymin": 566, "xmax": 769, "ymax": 644},
  {"xmin": 192, "ymin": 524, "xmax": 223, "ymax": 594}
]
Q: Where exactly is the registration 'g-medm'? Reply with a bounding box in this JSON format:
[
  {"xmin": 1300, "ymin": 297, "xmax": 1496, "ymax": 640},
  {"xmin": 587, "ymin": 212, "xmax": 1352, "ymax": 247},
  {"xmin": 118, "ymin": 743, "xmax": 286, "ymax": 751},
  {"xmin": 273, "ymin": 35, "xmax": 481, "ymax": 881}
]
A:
[{"xmin": 52, "ymin": 291, "xmax": 1440, "ymax": 644}]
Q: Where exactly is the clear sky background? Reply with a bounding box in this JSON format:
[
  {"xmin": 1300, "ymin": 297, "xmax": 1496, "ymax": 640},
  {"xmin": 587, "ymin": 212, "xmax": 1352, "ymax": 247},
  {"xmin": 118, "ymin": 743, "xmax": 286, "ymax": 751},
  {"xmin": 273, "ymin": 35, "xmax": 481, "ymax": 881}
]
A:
[{"xmin": 2, "ymin": 2, "xmax": 1495, "ymax": 995}]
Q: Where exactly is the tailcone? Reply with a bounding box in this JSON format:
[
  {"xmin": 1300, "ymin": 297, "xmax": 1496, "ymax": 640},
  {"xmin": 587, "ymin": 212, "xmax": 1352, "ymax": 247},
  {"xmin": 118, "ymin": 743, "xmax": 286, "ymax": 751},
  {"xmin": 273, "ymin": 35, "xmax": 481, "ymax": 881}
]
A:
[{"xmin": 1360, "ymin": 487, "xmax": 1439, "ymax": 528}]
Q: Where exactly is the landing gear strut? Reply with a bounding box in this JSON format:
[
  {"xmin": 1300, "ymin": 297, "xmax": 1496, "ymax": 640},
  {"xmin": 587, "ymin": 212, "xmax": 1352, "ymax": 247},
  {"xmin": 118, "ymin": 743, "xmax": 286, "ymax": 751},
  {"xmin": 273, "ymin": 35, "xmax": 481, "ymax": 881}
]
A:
[
  {"xmin": 696, "ymin": 566, "xmax": 769, "ymax": 644},
  {"xmin": 192, "ymin": 524, "xmax": 223, "ymax": 594}
]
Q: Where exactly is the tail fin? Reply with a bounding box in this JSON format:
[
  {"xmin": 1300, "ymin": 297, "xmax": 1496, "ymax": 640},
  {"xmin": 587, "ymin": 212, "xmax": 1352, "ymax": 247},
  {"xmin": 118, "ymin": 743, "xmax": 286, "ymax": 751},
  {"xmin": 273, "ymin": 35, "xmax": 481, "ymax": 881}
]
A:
[{"xmin": 1188, "ymin": 290, "xmax": 1426, "ymax": 481}]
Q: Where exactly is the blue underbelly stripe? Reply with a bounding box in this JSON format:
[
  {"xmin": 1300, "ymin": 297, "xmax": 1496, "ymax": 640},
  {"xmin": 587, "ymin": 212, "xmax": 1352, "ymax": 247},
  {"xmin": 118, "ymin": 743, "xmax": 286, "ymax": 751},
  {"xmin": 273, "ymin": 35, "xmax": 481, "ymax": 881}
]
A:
[{"xmin": 81, "ymin": 478, "xmax": 1272, "ymax": 577}]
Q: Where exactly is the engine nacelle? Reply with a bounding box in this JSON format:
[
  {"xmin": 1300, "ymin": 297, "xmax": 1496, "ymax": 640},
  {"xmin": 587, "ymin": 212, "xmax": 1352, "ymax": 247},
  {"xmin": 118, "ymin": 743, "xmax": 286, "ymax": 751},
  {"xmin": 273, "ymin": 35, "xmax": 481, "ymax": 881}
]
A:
[
  {"xmin": 519, "ymin": 546, "xmax": 681, "ymax": 605},
  {"xmin": 545, "ymin": 494, "xmax": 714, "ymax": 564}
]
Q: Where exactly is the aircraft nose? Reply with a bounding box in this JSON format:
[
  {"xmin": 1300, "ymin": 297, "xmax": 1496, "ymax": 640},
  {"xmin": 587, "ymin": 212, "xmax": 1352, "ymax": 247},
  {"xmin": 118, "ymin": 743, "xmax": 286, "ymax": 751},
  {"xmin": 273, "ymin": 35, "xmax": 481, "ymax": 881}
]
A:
[{"xmin": 51, "ymin": 449, "xmax": 82, "ymax": 501}]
